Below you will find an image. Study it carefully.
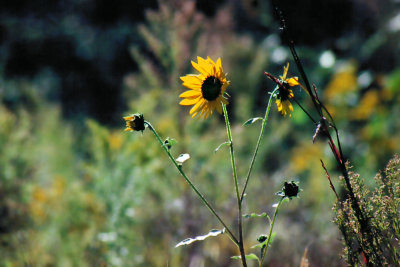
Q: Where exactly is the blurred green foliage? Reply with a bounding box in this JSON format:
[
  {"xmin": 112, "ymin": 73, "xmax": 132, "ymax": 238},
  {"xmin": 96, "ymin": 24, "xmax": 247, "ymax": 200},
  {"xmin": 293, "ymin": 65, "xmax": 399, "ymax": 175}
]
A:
[
  {"xmin": 334, "ymin": 156, "xmax": 400, "ymax": 265},
  {"xmin": 0, "ymin": 0, "xmax": 400, "ymax": 266}
]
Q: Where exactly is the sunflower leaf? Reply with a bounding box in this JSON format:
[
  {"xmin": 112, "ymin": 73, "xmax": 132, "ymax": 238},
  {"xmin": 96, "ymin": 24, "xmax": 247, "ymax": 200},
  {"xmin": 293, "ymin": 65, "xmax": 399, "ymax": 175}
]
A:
[
  {"xmin": 214, "ymin": 142, "xmax": 230, "ymax": 153},
  {"xmin": 243, "ymin": 117, "xmax": 263, "ymax": 126},
  {"xmin": 243, "ymin": 212, "xmax": 267, "ymax": 219},
  {"xmin": 251, "ymin": 242, "xmax": 267, "ymax": 249},
  {"xmin": 175, "ymin": 229, "xmax": 225, "ymax": 248},
  {"xmin": 231, "ymin": 254, "xmax": 260, "ymax": 262}
]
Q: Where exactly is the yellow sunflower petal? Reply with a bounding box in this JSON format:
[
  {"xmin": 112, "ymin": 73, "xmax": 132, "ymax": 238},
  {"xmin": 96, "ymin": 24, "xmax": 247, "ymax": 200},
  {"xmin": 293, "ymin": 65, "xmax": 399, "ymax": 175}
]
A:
[
  {"xmin": 199, "ymin": 103, "xmax": 209, "ymax": 118},
  {"xmin": 180, "ymin": 75, "xmax": 203, "ymax": 90},
  {"xmin": 194, "ymin": 103, "xmax": 208, "ymax": 118},
  {"xmin": 206, "ymin": 56, "xmax": 215, "ymax": 65},
  {"xmin": 286, "ymin": 77, "xmax": 300, "ymax": 86},
  {"xmin": 216, "ymin": 58, "xmax": 223, "ymax": 74},
  {"xmin": 194, "ymin": 57, "xmax": 213, "ymax": 76},
  {"xmin": 189, "ymin": 98, "xmax": 205, "ymax": 115},
  {"xmin": 204, "ymin": 108, "xmax": 213, "ymax": 119},
  {"xmin": 220, "ymin": 82, "xmax": 229, "ymax": 94},
  {"xmin": 282, "ymin": 63, "xmax": 289, "ymax": 80},
  {"xmin": 215, "ymin": 101, "xmax": 222, "ymax": 114},
  {"xmin": 191, "ymin": 61, "xmax": 209, "ymax": 76},
  {"xmin": 208, "ymin": 101, "xmax": 216, "ymax": 112},
  {"xmin": 206, "ymin": 57, "xmax": 217, "ymax": 75},
  {"xmin": 279, "ymin": 100, "xmax": 293, "ymax": 117},
  {"xmin": 182, "ymin": 83, "xmax": 201, "ymax": 91},
  {"xmin": 180, "ymin": 97, "xmax": 201, "ymax": 106},
  {"xmin": 276, "ymin": 99, "xmax": 283, "ymax": 112},
  {"xmin": 289, "ymin": 102, "xmax": 293, "ymax": 111},
  {"xmin": 180, "ymin": 74, "xmax": 202, "ymax": 83},
  {"xmin": 179, "ymin": 90, "xmax": 201, "ymax": 98},
  {"xmin": 123, "ymin": 115, "xmax": 134, "ymax": 121}
]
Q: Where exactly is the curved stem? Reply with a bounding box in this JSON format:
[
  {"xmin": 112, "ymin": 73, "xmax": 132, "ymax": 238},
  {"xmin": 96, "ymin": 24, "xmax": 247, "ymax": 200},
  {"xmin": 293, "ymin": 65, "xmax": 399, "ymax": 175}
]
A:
[
  {"xmin": 259, "ymin": 197, "xmax": 284, "ymax": 266},
  {"xmin": 240, "ymin": 87, "xmax": 279, "ymax": 202},
  {"xmin": 145, "ymin": 121, "xmax": 239, "ymax": 246},
  {"xmin": 222, "ymin": 104, "xmax": 247, "ymax": 267}
]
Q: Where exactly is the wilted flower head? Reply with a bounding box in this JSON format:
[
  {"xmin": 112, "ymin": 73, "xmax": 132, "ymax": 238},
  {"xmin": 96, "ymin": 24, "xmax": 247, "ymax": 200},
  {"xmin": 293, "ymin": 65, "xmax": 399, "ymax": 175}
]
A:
[
  {"xmin": 265, "ymin": 63, "xmax": 300, "ymax": 117},
  {"xmin": 179, "ymin": 56, "xmax": 230, "ymax": 119},
  {"xmin": 123, "ymin": 113, "xmax": 145, "ymax": 132},
  {"xmin": 277, "ymin": 181, "xmax": 300, "ymax": 199}
]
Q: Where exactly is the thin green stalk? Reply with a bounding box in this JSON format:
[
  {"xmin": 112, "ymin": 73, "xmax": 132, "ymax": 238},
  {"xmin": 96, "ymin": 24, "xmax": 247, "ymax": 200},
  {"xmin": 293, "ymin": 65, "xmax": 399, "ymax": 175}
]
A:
[
  {"xmin": 222, "ymin": 104, "xmax": 247, "ymax": 267},
  {"xmin": 145, "ymin": 121, "xmax": 239, "ymax": 246},
  {"xmin": 259, "ymin": 197, "xmax": 284, "ymax": 266},
  {"xmin": 240, "ymin": 87, "xmax": 279, "ymax": 202},
  {"xmin": 222, "ymin": 104, "xmax": 241, "ymax": 204}
]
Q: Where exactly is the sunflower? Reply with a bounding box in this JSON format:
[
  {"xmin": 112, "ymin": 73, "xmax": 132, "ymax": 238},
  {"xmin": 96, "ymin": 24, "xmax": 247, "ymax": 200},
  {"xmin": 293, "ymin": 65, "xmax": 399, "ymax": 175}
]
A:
[
  {"xmin": 179, "ymin": 56, "xmax": 230, "ymax": 119},
  {"xmin": 275, "ymin": 63, "xmax": 299, "ymax": 117},
  {"xmin": 123, "ymin": 113, "xmax": 145, "ymax": 132}
]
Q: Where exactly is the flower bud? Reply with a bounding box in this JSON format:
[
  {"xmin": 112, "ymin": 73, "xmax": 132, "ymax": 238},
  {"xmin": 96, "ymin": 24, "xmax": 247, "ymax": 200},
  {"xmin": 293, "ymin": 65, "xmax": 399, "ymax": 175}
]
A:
[{"xmin": 123, "ymin": 113, "xmax": 145, "ymax": 132}]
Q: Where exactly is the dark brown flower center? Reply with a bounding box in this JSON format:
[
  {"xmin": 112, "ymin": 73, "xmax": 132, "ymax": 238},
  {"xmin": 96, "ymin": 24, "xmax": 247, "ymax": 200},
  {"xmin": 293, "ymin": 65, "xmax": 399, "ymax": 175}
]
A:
[
  {"xmin": 283, "ymin": 181, "xmax": 299, "ymax": 198},
  {"xmin": 128, "ymin": 114, "xmax": 145, "ymax": 131},
  {"xmin": 201, "ymin": 76, "xmax": 222, "ymax": 101},
  {"xmin": 277, "ymin": 82, "xmax": 292, "ymax": 101}
]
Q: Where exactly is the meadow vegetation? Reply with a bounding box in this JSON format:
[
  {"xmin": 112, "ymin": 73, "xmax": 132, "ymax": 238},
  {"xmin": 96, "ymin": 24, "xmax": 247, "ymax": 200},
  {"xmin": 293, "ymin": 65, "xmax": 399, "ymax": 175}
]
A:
[{"xmin": 0, "ymin": 0, "xmax": 399, "ymax": 266}]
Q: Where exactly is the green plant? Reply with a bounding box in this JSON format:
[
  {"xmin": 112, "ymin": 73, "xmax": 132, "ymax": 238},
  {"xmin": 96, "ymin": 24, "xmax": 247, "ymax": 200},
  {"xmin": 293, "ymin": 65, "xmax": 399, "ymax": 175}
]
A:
[
  {"xmin": 124, "ymin": 52, "xmax": 303, "ymax": 266},
  {"xmin": 333, "ymin": 156, "xmax": 400, "ymax": 265}
]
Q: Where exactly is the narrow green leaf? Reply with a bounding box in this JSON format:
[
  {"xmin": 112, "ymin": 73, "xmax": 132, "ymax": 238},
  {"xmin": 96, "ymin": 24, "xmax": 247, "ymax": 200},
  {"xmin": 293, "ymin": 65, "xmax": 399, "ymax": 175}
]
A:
[
  {"xmin": 245, "ymin": 254, "xmax": 260, "ymax": 261},
  {"xmin": 266, "ymin": 215, "xmax": 272, "ymax": 225},
  {"xmin": 175, "ymin": 229, "xmax": 224, "ymax": 248},
  {"xmin": 214, "ymin": 141, "xmax": 230, "ymax": 154},
  {"xmin": 269, "ymin": 232, "xmax": 276, "ymax": 244},
  {"xmin": 231, "ymin": 254, "xmax": 260, "ymax": 262},
  {"xmin": 243, "ymin": 117, "xmax": 263, "ymax": 126},
  {"xmin": 252, "ymin": 241, "xmax": 267, "ymax": 249},
  {"xmin": 243, "ymin": 212, "xmax": 267, "ymax": 219}
]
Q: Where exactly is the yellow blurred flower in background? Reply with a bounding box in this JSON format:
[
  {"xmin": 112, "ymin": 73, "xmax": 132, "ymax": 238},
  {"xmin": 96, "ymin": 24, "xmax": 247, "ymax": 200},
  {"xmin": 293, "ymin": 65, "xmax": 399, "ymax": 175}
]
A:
[
  {"xmin": 290, "ymin": 142, "xmax": 324, "ymax": 174},
  {"xmin": 351, "ymin": 90, "xmax": 380, "ymax": 120},
  {"xmin": 30, "ymin": 175, "xmax": 66, "ymax": 222},
  {"xmin": 108, "ymin": 132, "xmax": 123, "ymax": 150},
  {"xmin": 324, "ymin": 65, "xmax": 358, "ymax": 99},
  {"xmin": 179, "ymin": 56, "xmax": 229, "ymax": 119}
]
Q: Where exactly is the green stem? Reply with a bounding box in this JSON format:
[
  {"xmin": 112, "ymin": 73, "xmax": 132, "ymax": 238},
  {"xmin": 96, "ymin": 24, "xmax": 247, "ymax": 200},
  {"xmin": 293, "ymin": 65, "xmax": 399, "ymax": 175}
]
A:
[
  {"xmin": 222, "ymin": 104, "xmax": 241, "ymax": 207},
  {"xmin": 240, "ymin": 87, "xmax": 279, "ymax": 203},
  {"xmin": 222, "ymin": 104, "xmax": 247, "ymax": 267},
  {"xmin": 259, "ymin": 197, "xmax": 284, "ymax": 266},
  {"xmin": 145, "ymin": 121, "xmax": 239, "ymax": 246}
]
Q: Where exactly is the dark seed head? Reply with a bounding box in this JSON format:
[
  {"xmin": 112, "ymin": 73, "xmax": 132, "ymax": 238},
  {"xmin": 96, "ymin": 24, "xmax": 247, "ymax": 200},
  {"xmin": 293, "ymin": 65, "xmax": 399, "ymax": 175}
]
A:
[
  {"xmin": 282, "ymin": 181, "xmax": 300, "ymax": 198},
  {"xmin": 127, "ymin": 114, "xmax": 145, "ymax": 132},
  {"xmin": 201, "ymin": 76, "xmax": 222, "ymax": 101},
  {"xmin": 277, "ymin": 83, "xmax": 292, "ymax": 101},
  {"xmin": 257, "ymin": 235, "xmax": 268, "ymax": 243}
]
